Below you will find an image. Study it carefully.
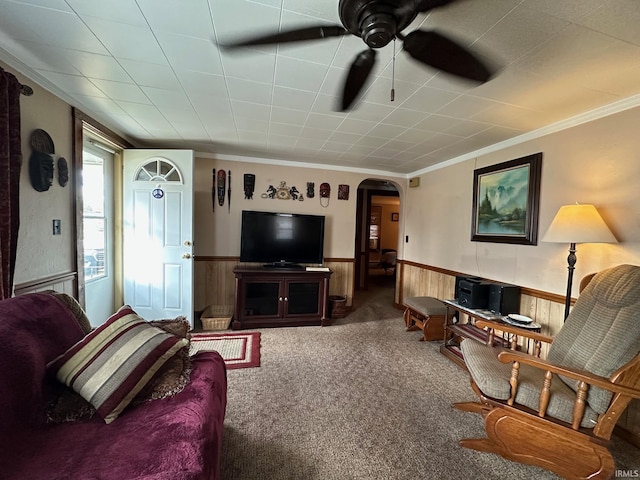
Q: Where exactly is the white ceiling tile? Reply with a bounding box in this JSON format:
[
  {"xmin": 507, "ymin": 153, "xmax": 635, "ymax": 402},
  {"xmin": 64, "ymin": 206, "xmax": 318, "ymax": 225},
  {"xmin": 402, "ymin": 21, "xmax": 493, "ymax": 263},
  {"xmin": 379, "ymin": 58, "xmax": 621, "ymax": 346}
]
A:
[
  {"xmin": 294, "ymin": 138, "xmax": 326, "ymax": 150},
  {"xmin": 281, "ymin": 0, "xmax": 340, "ymax": 23},
  {"xmin": 1, "ymin": 41, "xmax": 78, "ymax": 75},
  {"xmin": 346, "ymin": 144, "xmax": 378, "ymax": 156},
  {"xmin": 337, "ymin": 118, "xmax": 376, "ymax": 135},
  {"xmin": 436, "ymin": 95, "xmax": 499, "ymax": 119},
  {"xmin": 527, "ymin": 0, "xmax": 602, "ymax": 23},
  {"xmin": 310, "ymin": 93, "xmax": 342, "ymax": 114},
  {"xmin": 327, "ymin": 131, "xmax": 361, "ymax": 144},
  {"xmin": 231, "ymin": 100, "xmax": 271, "ymax": 121},
  {"xmin": 220, "ymin": 50, "xmax": 276, "ymax": 82},
  {"xmin": 67, "ymin": 0, "xmax": 147, "ymax": 26},
  {"xmin": 137, "ymin": 0, "xmax": 213, "ymax": 39},
  {"xmin": 156, "ymin": 32, "xmax": 223, "ymax": 75},
  {"xmin": 268, "ymin": 134, "xmax": 298, "ymax": 148},
  {"xmin": 401, "ymin": 87, "xmax": 459, "ymax": 113},
  {"xmin": 115, "ymin": 101, "xmax": 164, "ymax": 119},
  {"xmin": 71, "ymin": 94, "xmax": 126, "ymax": 117},
  {"xmin": 356, "ymin": 135, "xmax": 388, "ymax": 148},
  {"xmin": 82, "ymin": 17, "xmax": 166, "ymax": 63},
  {"xmin": 38, "ymin": 71, "xmax": 106, "ymax": 96},
  {"xmin": 3, "ymin": 2, "xmax": 108, "ymax": 54},
  {"xmin": 172, "ymin": 121, "xmax": 209, "ymax": 140},
  {"xmin": 381, "ymin": 108, "xmax": 426, "ymax": 128},
  {"xmin": 0, "ymin": 3, "xmax": 40, "ymax": 43},
  {"xmin": 235, "ymin": 117, "xmax": 269, "ymax": 133},
  {"xmin": 579, "ymin": 1, "xmax": 640, "ymax": 46},
  {"xmin": 272, "ymin": 86, "xmax": 316, "ymax": 111},
  {"xmin": 269, "ymin": 122, "xmax": 303, "ymax": 137},
  {"xmin": 274, "ymin": 56, "xmax": 330, "ymax": 92},
  {"xmin": 270, "ymin": 106, "xmax": 309, "ymax": 126},
  {"xmin": 479, "ymin": 3, "xmax": 570, "ymax": 65},
  {"xmin": 304, "ymin": 113, "xmax": 343, "ymax": 131},
  {"xmin": 346, "ymin": 102, "xmax": 395, "ymax": 122},
  {"xmin": 210, "ymin": 0, "xmax": 280, "ymax": 42},
  {"xmin": 62, "ymin": 51, "xmax": 132, "ymax": 83},
  {"xmin": 176, "ymin": 70, "xmax": 227, "ymax": 97},
  {"xmin": 141, "ymin": 86, "xmax": 192, "ymax": 109},
  {"xmin": 90, "ymin": 78, "xmax": 150, "ymax": 103},
  {"xmin": 226, "ymin": 78, "xmax": 273, "ymax": 105},
  {"xmin": 383, "ymin": 139, "xmax": 415, "ymax": 152},
  {"xmin": 119, "ymin": 60, "xmax": 181, "ymax": 90},
  {"xmin": 368, "ymin": 124, "xmax": 406, "ymax": 139},
  {"xmin": 299, "ymin": 127, "xmax": 332, "ymax": 141},
  {"xmin": 3, "ymin": 0, "xmax": 640, "ymax": 174},
  {"xmin": 318, "ymin": 66, "xmax": 347, "ymax": 96},
  {"xmin": 364, "ymin": 77, "xmax": 421, "ymax": 106},
  {"xmin": 322, "ymin": 141, "xmax": 351, "ymax": 153}
]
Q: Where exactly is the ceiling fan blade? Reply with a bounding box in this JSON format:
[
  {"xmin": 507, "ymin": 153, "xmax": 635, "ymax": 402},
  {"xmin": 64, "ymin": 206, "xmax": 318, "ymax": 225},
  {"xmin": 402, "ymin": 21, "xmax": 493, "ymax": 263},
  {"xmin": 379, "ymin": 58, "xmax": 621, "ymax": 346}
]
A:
[
  {"xmin": 413, "ymin": 0, "xmax": 458, "ymax": 12},
  {"xmin": 395, "ymin": 0, "xmax": 457, "ymax": 18},
  {"xmin": 219, "ymin": 25, "xmax": 348, "ymax": 49},
  {"xmin": 342, "ymin": 49, "xmax": 377, "ymax": 111},
  {"xmin": 402, "ymin": 30, "xmax": 493, "ymax": 82}
]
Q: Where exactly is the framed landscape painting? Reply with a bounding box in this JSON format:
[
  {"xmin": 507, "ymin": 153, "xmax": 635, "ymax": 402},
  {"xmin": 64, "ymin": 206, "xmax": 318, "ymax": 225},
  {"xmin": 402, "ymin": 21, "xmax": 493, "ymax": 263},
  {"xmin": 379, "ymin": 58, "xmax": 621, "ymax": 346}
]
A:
[{"xmin": 471, "ymin": 153, "xmax": 542, "ymax": 245}]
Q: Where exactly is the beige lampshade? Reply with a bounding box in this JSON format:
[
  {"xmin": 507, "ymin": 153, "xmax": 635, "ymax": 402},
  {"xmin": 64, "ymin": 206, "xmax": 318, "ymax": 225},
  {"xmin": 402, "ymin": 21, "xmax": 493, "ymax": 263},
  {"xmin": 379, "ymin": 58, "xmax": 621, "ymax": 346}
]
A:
[{"xmin": 542, "ymin": 204, "xmax": 617, "ymax": 244}]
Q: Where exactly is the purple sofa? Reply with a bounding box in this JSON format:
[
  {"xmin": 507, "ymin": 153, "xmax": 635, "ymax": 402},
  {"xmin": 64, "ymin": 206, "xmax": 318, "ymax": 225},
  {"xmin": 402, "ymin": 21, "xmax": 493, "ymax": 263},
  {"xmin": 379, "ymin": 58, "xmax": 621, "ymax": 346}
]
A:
[{"xmin": 0, "ymin": 293, "xmax": 227, "ymax": 480}]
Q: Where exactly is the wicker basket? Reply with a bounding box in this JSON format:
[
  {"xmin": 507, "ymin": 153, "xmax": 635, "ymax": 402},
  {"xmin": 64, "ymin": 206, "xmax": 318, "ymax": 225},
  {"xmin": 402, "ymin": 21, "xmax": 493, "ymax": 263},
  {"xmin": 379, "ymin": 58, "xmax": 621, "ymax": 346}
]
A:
[{"xmin": 200, "ymin": 305, "xmax": 233, "ymax": 331}]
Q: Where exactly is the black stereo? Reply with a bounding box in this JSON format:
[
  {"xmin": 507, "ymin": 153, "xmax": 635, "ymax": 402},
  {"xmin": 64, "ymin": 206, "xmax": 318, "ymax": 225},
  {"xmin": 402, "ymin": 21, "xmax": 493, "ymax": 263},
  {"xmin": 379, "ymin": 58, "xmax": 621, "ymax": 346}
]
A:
[
  {"xmin": 488, "ymin": 283, "xmax": 521, "ymax": 315},
  {"xmin": 458, "ymin": 279, "xmax": 491, "ymax": 309},
  {"xmin": 455, "ymin": 275, "xmax": 482, "ymax": 299}
]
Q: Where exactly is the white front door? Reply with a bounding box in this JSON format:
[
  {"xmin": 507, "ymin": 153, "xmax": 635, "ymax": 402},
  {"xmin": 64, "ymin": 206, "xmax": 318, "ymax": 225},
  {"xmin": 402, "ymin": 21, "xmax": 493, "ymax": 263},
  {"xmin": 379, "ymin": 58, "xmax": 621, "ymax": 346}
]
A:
[{"xmin": 123, "ymin": 150, "xmax": 194, "ymax": 327}]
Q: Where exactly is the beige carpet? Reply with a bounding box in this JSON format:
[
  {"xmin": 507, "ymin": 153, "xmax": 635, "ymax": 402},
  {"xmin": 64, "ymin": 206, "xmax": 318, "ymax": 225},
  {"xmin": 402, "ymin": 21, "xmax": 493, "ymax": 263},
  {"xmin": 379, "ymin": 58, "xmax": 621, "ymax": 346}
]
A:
[{"xmin": 220, "ymin": 283, "xmax": 639, "ymax": 479}]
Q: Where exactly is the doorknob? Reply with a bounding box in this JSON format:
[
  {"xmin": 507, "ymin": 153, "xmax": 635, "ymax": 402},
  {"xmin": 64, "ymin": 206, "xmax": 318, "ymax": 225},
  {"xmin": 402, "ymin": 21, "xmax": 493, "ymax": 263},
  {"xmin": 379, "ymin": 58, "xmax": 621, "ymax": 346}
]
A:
[
  {"xmin": 182, "ymin": 253, "xmax": 192, "ymax": 259},
  {"xmin": 184, "ymin": 240, "xmax": 192, "ymax": 246}
]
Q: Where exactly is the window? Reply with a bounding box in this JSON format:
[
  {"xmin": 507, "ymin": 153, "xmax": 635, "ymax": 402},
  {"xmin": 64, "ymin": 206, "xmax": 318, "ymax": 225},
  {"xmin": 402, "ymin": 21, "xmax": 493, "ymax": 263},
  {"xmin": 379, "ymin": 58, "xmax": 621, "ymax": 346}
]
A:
[{"xmin": 82, "ymin": 147, "xmax": 108, "ymax": 281}]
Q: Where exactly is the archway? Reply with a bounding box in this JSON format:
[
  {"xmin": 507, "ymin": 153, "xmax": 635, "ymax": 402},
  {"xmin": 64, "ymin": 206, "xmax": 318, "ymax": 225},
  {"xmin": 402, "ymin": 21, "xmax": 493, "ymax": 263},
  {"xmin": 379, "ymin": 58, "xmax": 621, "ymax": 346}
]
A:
[{"xmin": 354, "ymin": 179, "xmax": 401, "ymax": 293}]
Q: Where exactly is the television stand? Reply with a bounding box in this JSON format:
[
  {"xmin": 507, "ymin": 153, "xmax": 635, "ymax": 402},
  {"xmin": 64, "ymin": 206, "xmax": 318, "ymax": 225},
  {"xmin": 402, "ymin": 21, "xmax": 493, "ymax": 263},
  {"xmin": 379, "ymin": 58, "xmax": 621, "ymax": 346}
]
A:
[{"xmin": 232, "ymin": 267, "xmax": 332, "ymax": 329}]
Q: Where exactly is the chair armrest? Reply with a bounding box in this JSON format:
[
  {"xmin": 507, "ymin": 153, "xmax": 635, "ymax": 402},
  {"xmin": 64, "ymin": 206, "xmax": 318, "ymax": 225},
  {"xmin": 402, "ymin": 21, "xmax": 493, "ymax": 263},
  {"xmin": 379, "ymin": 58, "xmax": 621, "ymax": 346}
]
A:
[
  {"xmin": 475, "ymin": 319, "xmax": 555, "ymax": 345},
  {"xmin": 497, "ymin": 350, "xmax": 640, "ymax": 399}
]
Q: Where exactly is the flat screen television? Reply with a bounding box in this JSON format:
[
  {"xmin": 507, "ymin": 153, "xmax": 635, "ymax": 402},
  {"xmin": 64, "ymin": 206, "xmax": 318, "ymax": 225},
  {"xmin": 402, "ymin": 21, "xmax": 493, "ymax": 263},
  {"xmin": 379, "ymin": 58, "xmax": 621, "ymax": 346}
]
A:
[{"xmin": 240, "ymin": 210, "xmax": 325, "ymax": 268}]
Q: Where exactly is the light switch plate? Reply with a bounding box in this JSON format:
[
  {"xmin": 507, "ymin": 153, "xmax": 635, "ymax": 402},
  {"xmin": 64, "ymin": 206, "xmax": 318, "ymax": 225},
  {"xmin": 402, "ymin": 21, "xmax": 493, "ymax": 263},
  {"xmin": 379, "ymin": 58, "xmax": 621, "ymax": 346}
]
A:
[{"xmin": 53, "ymin": 219, "xmax": 61, "ymax": 235}]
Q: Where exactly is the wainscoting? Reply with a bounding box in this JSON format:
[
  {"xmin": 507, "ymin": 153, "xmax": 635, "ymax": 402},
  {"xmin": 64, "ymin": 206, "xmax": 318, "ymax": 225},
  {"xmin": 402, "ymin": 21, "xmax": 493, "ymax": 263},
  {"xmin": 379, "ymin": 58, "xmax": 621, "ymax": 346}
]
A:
[
  {"xmin": 194, "ymin": 257, "xmax": 355, "ymax": 313},
  {"xmin": 396, "ymin": 259, "xmax": 639, "ymax": 448},
  {"xmin": 13, "ymin": 272, "xmax": 77, "ymax": 296}
]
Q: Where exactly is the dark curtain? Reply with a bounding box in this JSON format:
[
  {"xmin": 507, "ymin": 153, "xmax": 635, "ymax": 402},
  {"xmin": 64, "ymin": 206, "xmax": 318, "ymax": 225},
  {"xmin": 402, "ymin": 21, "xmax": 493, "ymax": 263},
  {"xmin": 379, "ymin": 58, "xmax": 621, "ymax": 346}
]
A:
[{"xmin": 0, "ymin": 68, "xmax": 22, "ymax": 299}]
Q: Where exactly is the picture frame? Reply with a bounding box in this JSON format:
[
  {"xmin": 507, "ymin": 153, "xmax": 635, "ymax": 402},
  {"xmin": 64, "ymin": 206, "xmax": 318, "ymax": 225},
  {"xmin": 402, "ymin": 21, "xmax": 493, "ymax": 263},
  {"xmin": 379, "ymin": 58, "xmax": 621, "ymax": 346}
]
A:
[
  {"xmin": 391, "ymin": 212, "xmax": 399, "ymax": 222},
  {"xmin": 471, "ymin": 152, "xmax": 542, "ymax": 245}
]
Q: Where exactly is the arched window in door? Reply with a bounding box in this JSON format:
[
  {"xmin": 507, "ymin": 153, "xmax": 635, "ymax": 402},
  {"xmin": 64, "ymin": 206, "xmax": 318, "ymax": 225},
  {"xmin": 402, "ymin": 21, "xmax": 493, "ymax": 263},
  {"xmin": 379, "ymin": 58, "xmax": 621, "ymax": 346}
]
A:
[{"xmin": 134, "ymin": 158, "xmax": 183, "ymax": 183}]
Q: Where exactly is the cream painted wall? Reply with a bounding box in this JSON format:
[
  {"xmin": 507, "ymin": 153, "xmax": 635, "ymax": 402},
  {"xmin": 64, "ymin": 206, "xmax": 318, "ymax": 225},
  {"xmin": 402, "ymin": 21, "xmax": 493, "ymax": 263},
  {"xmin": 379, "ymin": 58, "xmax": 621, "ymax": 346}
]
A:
[
  {"xmin": 193, "ymin": 154, "xmax": 406, "ymax": 260},
  {"xmin": 404, "ymin": 105, "xmax": 640, "ymax": 299},
  {"xmin": 7, "ymin": 63, "xmax": 75, "ymax": 285}
]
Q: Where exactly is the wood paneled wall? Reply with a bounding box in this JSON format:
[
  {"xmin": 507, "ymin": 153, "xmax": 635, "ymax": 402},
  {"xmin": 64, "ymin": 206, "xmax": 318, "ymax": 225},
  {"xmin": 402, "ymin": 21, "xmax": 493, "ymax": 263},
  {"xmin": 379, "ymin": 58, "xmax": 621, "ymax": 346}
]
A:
[{"xmin": 194, "ymin": 257, "xmax": 355, "ymax": 311}]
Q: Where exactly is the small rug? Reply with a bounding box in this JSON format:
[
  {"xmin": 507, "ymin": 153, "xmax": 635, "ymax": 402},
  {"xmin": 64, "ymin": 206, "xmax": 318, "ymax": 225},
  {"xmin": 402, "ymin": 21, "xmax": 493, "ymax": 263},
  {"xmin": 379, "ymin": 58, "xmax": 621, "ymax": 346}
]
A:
[{"xmin": 190, "ymin": 332, "xmax": 260, "ymax": 369}]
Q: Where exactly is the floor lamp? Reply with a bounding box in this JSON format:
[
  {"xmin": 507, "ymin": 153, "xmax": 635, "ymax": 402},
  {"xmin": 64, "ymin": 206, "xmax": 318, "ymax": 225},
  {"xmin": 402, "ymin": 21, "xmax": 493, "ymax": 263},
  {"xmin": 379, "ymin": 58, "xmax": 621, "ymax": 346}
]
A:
[{"xmin": 541, "ymin": 204, "xmax": 617, "ymax": 320}]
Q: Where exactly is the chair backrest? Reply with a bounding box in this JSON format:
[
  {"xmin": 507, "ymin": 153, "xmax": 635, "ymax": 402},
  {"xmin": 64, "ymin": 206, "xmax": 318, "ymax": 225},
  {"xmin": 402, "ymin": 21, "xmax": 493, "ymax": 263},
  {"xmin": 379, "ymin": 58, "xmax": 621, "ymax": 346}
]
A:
[{"xmin": 548, "ymin": 264, "xmax": 640, "ymax": 413}]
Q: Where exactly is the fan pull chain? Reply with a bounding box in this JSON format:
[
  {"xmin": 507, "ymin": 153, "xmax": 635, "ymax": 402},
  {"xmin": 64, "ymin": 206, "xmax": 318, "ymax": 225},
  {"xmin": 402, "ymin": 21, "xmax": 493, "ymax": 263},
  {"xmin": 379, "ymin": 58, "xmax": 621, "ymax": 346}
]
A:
[{"xmin": 391, "ymin": 38, "xmax": 396, "ymax": 102}]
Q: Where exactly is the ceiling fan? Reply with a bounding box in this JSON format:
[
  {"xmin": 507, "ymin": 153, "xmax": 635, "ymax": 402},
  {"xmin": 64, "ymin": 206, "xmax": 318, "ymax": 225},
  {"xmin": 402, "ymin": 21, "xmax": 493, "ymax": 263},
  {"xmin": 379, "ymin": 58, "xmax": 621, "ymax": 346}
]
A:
[{"xmin": 218, "ymin": 0, "xmax": 495, "ymax": 111}]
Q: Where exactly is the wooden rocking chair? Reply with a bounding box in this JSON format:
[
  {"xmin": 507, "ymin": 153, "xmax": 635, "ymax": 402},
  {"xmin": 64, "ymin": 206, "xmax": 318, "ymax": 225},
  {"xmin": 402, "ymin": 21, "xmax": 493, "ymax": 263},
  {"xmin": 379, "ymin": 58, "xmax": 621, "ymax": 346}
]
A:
[{"xmin": 455, "ymin": 264, "xmax": 640, "ymax": 480}]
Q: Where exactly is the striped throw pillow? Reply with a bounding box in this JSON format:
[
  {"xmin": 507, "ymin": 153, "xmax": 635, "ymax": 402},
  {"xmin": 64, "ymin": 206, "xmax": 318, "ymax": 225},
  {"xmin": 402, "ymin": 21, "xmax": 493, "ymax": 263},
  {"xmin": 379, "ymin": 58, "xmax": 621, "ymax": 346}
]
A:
[{"xmin": 48, "ymin": 307, "xmax": 189, "ymax": 424}]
